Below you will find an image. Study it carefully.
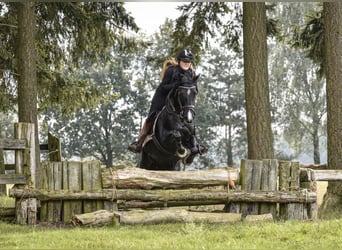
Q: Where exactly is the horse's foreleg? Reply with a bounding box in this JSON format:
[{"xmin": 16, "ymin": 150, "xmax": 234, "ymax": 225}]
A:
[{"xmin": 172, "ymin": 130, "xmax": 189, "ymax": 158}]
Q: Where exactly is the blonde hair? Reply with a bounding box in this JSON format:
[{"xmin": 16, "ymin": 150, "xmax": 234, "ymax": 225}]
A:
[
  {"xmin": 160, "ymin": 58, "xmax": 178, "ymax": 79},
  {"xmin": 160, "ymin": 57, "xmax": 195, "ymax": 79}
]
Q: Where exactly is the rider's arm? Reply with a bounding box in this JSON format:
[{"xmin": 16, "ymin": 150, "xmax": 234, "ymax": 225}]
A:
[{"xmin": 158, "ymin": 66, "xmax": 177, "ymax": 95}]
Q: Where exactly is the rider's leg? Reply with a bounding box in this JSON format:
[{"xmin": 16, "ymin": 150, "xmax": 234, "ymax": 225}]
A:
[{"xmin": 128, "ymin": 120, "xmax": 153, "ymax": 153}]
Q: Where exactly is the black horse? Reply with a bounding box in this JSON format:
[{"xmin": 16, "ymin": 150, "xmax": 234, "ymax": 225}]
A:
[{"xmin": 139, "ymin": 74, "xmax": 200, "ymax": 171}]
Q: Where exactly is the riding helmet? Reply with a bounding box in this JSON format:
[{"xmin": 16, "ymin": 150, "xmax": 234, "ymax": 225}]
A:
[{"xmin": 177, "ymin": 48, "xmax": 194, "ymax": 62}]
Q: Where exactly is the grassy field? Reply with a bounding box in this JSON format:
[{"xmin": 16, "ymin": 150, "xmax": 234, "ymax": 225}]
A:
[
  {"xmin": 1, "ymin": 219, "xmax": 342, "ymax": 249},
  {"xmin": 0, "ymin": 182, "xmax": 332, "ymax": 249}
]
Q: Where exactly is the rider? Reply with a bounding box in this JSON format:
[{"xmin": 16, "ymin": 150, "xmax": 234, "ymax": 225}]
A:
[{"xmin": 128, "ymin": 48, "xmax": 207, "ymax": 156}]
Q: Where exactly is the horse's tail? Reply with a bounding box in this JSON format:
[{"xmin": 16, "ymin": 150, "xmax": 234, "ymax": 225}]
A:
[{"xmin": 160, "ymin": 58, "xmax": 178, "ymax": 79}]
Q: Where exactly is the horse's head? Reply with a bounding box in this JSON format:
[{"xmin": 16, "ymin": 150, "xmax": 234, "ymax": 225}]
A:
[{"xmin": 169, "ymin": 73, "xmax": 199, "ymax": 124}]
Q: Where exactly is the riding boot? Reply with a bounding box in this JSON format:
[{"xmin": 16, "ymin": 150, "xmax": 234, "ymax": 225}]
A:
[{"xmin": 128, "ymin": 121, "xmax": 152, "ymax": 153}]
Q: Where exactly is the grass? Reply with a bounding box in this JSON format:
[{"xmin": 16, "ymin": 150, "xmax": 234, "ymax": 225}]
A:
[
  {"xmin": 1, "ymin": 219, "xmax": 342, "ymax": 249},
  {"xmin": 0, "ymin": 182, "xmax": 332, "ymax": 249}
]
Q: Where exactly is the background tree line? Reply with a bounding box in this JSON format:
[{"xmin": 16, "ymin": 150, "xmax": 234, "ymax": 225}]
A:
[{"xmin": 0, "ymin": 2, "xmax": 341, "ymax": 218}]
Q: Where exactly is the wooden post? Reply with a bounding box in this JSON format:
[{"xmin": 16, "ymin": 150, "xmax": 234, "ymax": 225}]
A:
[
  {"xmin": 239, "ymin": 159, "xmax": 263, "ymax": 216},
  {"xmin": 279, "ymin": 161, "xmax": 307, "ymax": 220},
  {"xmin": 82, "ymin": 161, "xmax": 104, "ymax": 213},
  {"xmin": 39, "ymin": 162, "xmax": 63, "ymax": 222},
  {"xmin": 48, "ymin": 132, "xmax": 61, "ymax": 162},
  {"xmin": 300, "ymin": 168, "xmax": 318, "ymax": 220},
  {"xmin": 63, "ymin": 161, "xmax": 82, "ymax": 222},
  {"xmin": 0, "ymin": 148, "xmax": 5, "ymax": 195},
  {"xmin": 14, "ymin": 122, "xmax": 38, "ymax": 224},
  {"xmin": 259, "ymin": 159, "xmax": 278, "ymax": 215}
]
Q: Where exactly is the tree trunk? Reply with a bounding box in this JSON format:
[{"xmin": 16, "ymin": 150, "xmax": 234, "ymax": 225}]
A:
[
  {"xmin": 243, "ymin": 3, "xmax": 274, "ymax": 160},
  {"xmin": 16, "ymin": 2, "xmax": 40, "ymax": 188},
  {"xmin": 320, "ymin": 2, "xmax": 342, "ymax": 219}
]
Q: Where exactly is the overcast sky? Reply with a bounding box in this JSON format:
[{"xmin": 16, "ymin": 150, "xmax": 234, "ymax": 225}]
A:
[{"xmin": 125, "ymin": 2, "xmax": 186, "ymax": 35}]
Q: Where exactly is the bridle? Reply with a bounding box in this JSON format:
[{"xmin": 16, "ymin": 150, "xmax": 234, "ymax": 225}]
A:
[{"xmin": 166, "ymin": 85, "xmax": 197, "ymax": 124}]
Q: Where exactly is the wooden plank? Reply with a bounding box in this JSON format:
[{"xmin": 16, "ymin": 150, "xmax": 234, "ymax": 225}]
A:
[
  {"xmin": 63, "ymin": 161, "xmax": 82, "ymax": 222},
  {"xmin": 0, "ymin": 138, "xmax": 27, "ymax": 150},
  {"xmin": 0, "ymin": 148, "xmax": 5, "ymax": 195},
  {"xmin": 0, "ymin": 174, "xmax": 26, "ymax": 184},
  {"xmin": 312, "ymin": 170, "xmax": 342, "ymax": 181},
  {"xmin": 82, "ymin": 161, "xmax": 104, "ymax": 213},
  {"xmin": 259, "ymin": 159, "xmax": 278, "ymax": 215},
  {"xmin": 14, "ymin": 122, "xmax": 36, "ymax": 188},
  {"xmin": 39, "ymin": 162, "xmax": 49, "ymax": 221},
  {"xmin": 279, "ymin": 161, "xmax": 307, "ymax": 220},
  {"xmin": 239, "ymin": 159, "xmax": 263, "ymax": 215},
  {"xmin": 47, "ymin": 162, "xmax": 63, "ymax": 222}
]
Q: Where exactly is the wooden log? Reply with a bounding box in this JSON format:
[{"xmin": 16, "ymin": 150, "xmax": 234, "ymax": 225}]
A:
[
  {"xmin": 27, "ymin": 198, "xmax": 37, "ymax": 225},
  {"xmin": 82, "ymin": 161, "xmax": 104, "ymax": 213},
  {"xmin": 16, "ymin": 198, "xmax": 28, "ymax": 224},
  {"xmin": 10, "ymin": 188, "xmax": 317, "ymax": 204},
  {"xmin": 244, "ymin": 213, "xmax": 274, "ymax": 222},
  {"xmin": 102, "ymin": 167, "xmax": 239, "ymax": 190},
  {"xmin": 72, "ymin": 209, "xmax": 243, "ymax": 226},
  {"xmin": 72, "ymin": 209, "xmax": 115, "ymax": 227},
  {"xmin": 63, "ymin": 161, "xmax": 82, "ymax": 222}
]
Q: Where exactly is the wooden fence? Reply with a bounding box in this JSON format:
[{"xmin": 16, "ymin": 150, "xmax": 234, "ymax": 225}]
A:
[
  {"xmin": 2, "ymin": 122, "xmax": 342, "ymax": 225},
  {"xmin": 0, "ymin": 122, "xmax": 61, "ymax": 224},
  {"xmin": 9, "ymin": 158, "xmax": 324, "ymax": 225}
]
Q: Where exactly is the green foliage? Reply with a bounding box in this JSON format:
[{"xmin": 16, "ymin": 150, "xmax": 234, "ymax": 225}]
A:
[
  {"xmin": 269, "ymin": 3, "xmax": 326, "ymax": 163},
  {"xmin": 291, "ymin": 4, "xmax": 324, "ymax": 77},
  {"xmin": 2, "ymin": 219, "xmax": 342, "ymax": 249},
  {"xmin": 0, "ymin": 2, "xmax": 140, "ymax": 114},
  {"xmin": 195, "ymin": 42, "xmax": 246, "ymax": 167},
  {"xmin": 43, "ymin": 53, "xmax": 139, "ymax": 166}
]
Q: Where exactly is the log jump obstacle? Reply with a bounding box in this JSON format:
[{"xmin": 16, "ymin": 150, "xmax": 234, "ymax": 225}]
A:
[
  {"xmin": 1, "ymin": 123, "xmax": 335, "ymax": 225},
  {"xmin": 9, "ymin": 158, "xmax": 321, "ymax": 225}
]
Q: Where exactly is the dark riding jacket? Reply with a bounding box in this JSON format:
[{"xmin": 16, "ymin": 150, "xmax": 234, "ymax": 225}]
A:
[{"xmin": 147, "ymin": 65, "xmax": 194, "ymax": 123}]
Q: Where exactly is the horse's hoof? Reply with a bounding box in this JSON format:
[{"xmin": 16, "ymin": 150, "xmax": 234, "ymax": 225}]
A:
[
  {"xmin": 182, "ymin": 153, "xmax": 195, "ymax": 165},
  {"xmin": 199, "ymin": 145, "xmax": 208, "ymax": 154}
]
